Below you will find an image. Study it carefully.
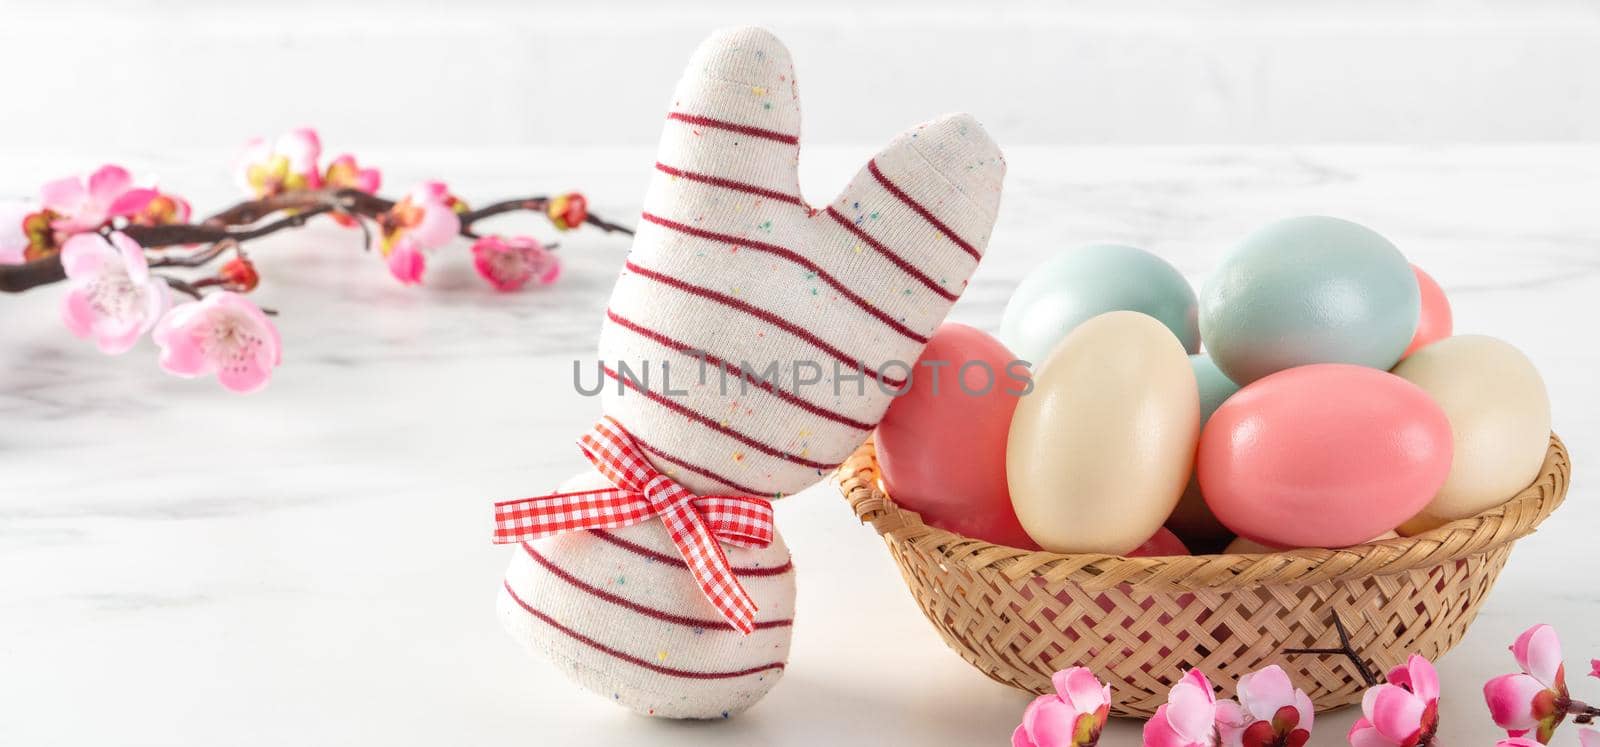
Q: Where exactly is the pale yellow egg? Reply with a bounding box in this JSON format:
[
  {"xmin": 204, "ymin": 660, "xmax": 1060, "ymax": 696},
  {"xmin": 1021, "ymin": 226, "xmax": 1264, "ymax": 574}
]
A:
[
  {"xmin": 1006, "ymin": 311, "xmax": 1199, "ymax": 554},
  {"xmin": 1392, "ymin": 335, "xmax": 1551, "ymax": 534}
]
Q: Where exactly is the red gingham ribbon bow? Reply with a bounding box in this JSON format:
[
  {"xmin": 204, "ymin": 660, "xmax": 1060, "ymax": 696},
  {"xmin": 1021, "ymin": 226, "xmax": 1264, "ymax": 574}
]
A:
[{"xmin": 492, "ymin": 417, "xmax": 775, "ymax": 634}]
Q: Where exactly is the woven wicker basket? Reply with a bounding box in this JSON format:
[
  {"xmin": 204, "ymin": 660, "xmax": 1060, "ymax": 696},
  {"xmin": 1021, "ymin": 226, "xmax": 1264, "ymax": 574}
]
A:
[{"xmin": 834, "ymin": 435, "xmax": 1569, "ymax": 717}]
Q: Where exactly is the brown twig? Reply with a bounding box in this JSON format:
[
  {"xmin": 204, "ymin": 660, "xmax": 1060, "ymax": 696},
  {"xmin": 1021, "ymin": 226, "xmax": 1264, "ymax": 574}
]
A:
[
  {"xmin": 0, "ymin": 187, "xmax": 633, "ymax": 294},
  {"xmin": 1284, "ymin": 612, "xmax": 1381, "ymax": 687}
]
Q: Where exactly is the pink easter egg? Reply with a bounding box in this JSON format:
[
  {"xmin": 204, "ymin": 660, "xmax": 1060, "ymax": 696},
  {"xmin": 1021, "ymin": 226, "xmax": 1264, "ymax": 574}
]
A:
[
  {"xmin": 1197, "ymin": 364, "xmax": 1453, "ymax": 548},
  {"xmin": 877, "ymin": 323, "xmax": 1036, "ymax": 549},
  {"xmin": 1126, "ymin": 527, "xmax": 1190, "ymax": 557},
  {"xmin": 1402, "ymin": 264, "xmax": 1453, "ymax": 358}
]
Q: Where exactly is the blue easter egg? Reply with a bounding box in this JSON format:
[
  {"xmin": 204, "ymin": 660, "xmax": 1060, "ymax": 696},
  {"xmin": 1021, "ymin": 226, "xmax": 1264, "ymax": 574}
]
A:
[
  {"xmin": 1000, "ymin": 244, "xmax": 1199, "ymax": 365},
  {"xmin": 1200, "ymin": 216, "xmax": 1420, "ymax": 385}
]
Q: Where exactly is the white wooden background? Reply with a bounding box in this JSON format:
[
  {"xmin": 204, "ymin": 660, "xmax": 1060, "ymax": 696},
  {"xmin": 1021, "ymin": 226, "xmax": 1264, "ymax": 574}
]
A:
[{"xmin": 3, "ymin": 0, "xmax": 1598, "ymax": 151}]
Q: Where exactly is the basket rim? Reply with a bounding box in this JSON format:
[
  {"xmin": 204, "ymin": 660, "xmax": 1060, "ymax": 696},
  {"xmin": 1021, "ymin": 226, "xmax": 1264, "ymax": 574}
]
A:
[{"xmin": 834, "ymin": 434, "xmax": 1569, "ymax": 592}]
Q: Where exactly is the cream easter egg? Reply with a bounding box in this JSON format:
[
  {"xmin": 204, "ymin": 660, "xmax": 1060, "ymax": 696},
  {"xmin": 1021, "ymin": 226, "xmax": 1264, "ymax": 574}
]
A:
[
  {"xmin": 1006, "ymin": 311, "xmax": 1199, "ymax": 554},
  {"xmin": 1392, "ymin": 335, "xmax": 1551, "ymax": 534}
]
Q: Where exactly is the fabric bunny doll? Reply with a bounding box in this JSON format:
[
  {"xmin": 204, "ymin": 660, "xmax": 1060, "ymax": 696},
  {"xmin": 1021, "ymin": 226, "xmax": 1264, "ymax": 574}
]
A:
[{"xmin": 493, "ymin": 26, "xmax": 1005, "ymax": 719}]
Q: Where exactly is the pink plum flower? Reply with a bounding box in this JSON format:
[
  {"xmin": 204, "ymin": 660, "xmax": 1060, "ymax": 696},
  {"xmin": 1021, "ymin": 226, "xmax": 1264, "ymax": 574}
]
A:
[
  {"xmin": 1348, "ymin": 654, "xmax": 1440, "ymax": 747},
  {"xmin": 1485, "ymin": 624, "xmax": 1571, "ymax": 743},
  {"xmin": 471, "ymin": 235, "xmax": 560, "ymax": 291},
  {"xmin": 323, "ymin": 154, "xmax": 380, "ymax": 194},
  {"xmin": 1012, "ymin": 667, "xmax": 1111, "ymax": 747},
  {"xmin": 322, "ymin": 154, "xmax": 381, "ymax": 228},
  {"xmin": 40, "ymin": 164, "xmax": 137, "ymax": 234},
  {"xmin": 375, "ymin": 181, "xmax": 460, "ymax": 254},
  {"xmin": 386, "ymin": 238, "xmax": 427, "ymax": 285},
  {"xmin": 1582, "ymin": 728, "xmax": 1600, "ymax": 747},
  {"xmin": 237, "ymin": 128, "xmax": 323, "ymax": 198},
  {"xmin": 152, "ymin": 291, "xmax": 281, "ymax": 393},
  {"xmin": 1144, "ymin": 669, "xmax": 1222, "ymax": 747},
  {"xmin": 1589, "ymin": 660, "xmax": 1599, "ymax": 681},
  {"xmin": 1214, "ymin": 665, "xmax": 1314, "ymax": 747},
  {"xmin": 58, "ymin": 232, "xmax": 171, "ymax": 354}
]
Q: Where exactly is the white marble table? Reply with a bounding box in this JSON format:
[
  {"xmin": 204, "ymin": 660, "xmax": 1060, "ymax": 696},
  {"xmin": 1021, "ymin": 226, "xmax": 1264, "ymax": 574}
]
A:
[{"xmin": 1, "ymin": 144, "xmax": 1594, "ymax": 746}]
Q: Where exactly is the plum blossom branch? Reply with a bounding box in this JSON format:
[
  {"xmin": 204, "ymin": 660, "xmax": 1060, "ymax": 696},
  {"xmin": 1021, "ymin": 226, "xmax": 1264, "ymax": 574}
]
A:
[{"xmin": 0, "ymin": 128, "xmax": 632, "ymax": 393}]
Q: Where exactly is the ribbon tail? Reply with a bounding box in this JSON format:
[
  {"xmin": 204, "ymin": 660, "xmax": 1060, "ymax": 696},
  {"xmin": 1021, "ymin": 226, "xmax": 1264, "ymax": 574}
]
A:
[{"xmin": 661, "ymin": 504, "xmax": 759, "ymax": 635}]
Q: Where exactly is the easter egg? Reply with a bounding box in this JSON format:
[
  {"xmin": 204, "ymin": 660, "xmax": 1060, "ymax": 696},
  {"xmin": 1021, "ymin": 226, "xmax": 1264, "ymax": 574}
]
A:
[
  {"xmin": 877, "ymin": 323, "xmax": 1036, "ymax": 548},
  {"xmin": 1392, "ymin": 335, "xmax": 1550, "ymax": 534},
  {"xmin": 1166, "ymin": 354, "xmax": 1242, "ymax": 544},
  {"xmin": 1000, "ymin": 243, "xmax": 1198, "ymax": 366},
  {"xmin": 1008, "ymin": 311, "xmax": 1199, "ymax": 554},
  {"xmin": 1401, "ymin": 264, "xmax": 1453, "ymax": 358},
  {"xmin": 1200, "ymin": 216, "xmax": 1420, "ymax": 384},
  {"xmin": 1127, "ymin": 527, "xmax": 1190, "ymax": 557},
  {"xmin": 1197, "ymin": 364, "xmax": 1452, "ymax": 548}
]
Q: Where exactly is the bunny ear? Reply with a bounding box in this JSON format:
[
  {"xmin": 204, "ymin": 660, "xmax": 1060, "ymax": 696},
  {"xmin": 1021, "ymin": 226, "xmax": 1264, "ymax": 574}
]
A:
[{"xmin": 650, "ymin": 27, "xmax": 805, "ymax": 211}]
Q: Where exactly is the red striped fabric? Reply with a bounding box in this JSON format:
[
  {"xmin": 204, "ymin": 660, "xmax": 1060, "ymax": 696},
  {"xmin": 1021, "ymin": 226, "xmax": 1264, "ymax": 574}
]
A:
[
  {"xmin": 590, "ymin": 528, "xmax": 795, "ymax": 578},
  {"xmin": 602, "ymin": 365, "xmax": 833, "ymax": 471},
  {"xmin": 868, "ymin": 159, "xmax": 982, "ymax": 262},
  {"xmin": 666, "ymin": 112, "xmax": 799, "ymax": 145},
  {"xmin": 606, "ymin": 309, "xmax": 875, "ymax": 432},
  {"xmin": 823, "ymin": 206, "xmax": 959, "ymax": 302},
  {"xmin": 627, "ymin": 434, "xmax": 771, "ymax": 498},
  {"xmin": 622, "ymin": 260, "xmax": 910, "ymax": 389},
  {"xmin": 655, "ymin": 162, "xmax": 805, "ymax": 206},
  {"xmin": 503, "ymin": 580, "xmax": 787, "ymax": 679},
  {"xmin": 522, "ymin": 543, "xmax": 793, "ymax": 631},
  {"xmin": 640, "ymin": 212, "xmax": 930, "ymax": 345}
]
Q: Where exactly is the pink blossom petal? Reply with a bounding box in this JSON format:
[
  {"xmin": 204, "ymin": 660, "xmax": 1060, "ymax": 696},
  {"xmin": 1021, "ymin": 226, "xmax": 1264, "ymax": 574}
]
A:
[
  {"xmin": 1010, "ymin": 724, "xmax": 1036, "ymax": 747},
  {"xmin": 93, "ymin": 318, "xmax": 146, "ymax": 355},
  {"xmin": 355, "ymin": 167, "xmax": 381, "ymax": 193},
  {"xmin": 387, "ymin": 240, "xmax": 426, "ymax": 285},
  {"xmin": 1166, "ymin": 669, "xmax": 1217, "ymax": 741},
  {"xmin": 86, "ymin": 165, "xmax": 133, "ymax": 205},
  {"xmin": 215, "ymin": 291, "xmax": 281, "ymax": 366},
  {"xmin": 407, "ymin": 200, "xmax": 462, "ymax": 249},
  {"xmin": 153, "ymin": 307, "xmax": 210, "ymax": 377},
  {"xmin": 1021, "ymin": 695, "xmax": 1080, "ymax": 747},
  {"xmin": 216, "ymin": 354, "xmax": 272, "ymax": 393},
  {"xmin": 108, "ymin": 232, "xmax": 150, "ymax": 283},
  {"xmin": 40, "ymin": 176, "xmax": 86, "ymax": 214},
  {"xmin": 107, "ymin": 187, "xmax": 158, "ymax": 218},
  {"xmin": 1052, "ymin": 667, "xmax": 1108, "ymax": 714},
  {"xmin": 1142, "ymin": 704, "xmax": 1197, "ymax": 747},
  {"xmin": 1484, "ymin": 673, "xmax": 1546, "ymax": 731},
  {"xmin": 1498, "ymin": 739, "xmax": 1545, "ymax": 747},
  {"xmin": 59, "ymin": 233, "xmax": 113, "ymax": 280},
  {"xmin": 277, "ymin": 128, "xmax": 322, "ymax": 173},
  {"xmin": 1364, "ymin": 684, "xmax": 1424, "ymax": 741},
  {"xmin": 1387, "ymin": 655, "xmax": 1440, "ymax": 702},
  {"xmin": 1213, "ymin": 698, "xmax": 1248, "ymax": 746},
  {"xmin": 60, "ymin": 288, "xmax": 98, "ymax": 339},
  {"xmin": 141, "ymin": 278, "xmax": 171, "ymax": 333},
  {"xmin": 1347, "ymin": 719, "xmax": 1393, "ymax": 747},
  {"xmin": 1579, "ymin": 728, "xmax": 1599, "ymax": 747},
  {"xmin": 1511, "ymin": 624, "xmax": 1563, "ymax": 689},
  {"xmin": 1291, "ymin": 689, "xmax": 1315, "ymax": 734},
  {"xmin": 1237, "ymin": 665, "xmax": 1296, "ymax": 721},
  {"xmin": 1590, "ymin": 659, "xmax": 1600, "ymax": 680}
]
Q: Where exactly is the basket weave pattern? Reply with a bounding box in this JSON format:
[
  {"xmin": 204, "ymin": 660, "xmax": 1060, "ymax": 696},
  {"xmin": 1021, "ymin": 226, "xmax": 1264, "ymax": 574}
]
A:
[{"xmin": 835, "ymin": 435, "xmax": 1569, "ymax": 717}]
